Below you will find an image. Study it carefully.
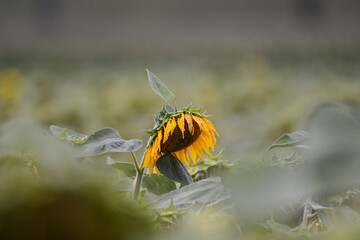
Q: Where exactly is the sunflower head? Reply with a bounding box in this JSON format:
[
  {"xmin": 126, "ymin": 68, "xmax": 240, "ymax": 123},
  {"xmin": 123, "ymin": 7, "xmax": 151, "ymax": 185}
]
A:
[{"xmin": 143, "ymin": 106, "xmax": 219, "ymax": 175}]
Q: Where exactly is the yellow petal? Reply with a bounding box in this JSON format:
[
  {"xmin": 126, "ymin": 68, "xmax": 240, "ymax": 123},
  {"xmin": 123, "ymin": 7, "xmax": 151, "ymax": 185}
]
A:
[
  {"xmin": 149, "ymin": 156, "xmax": 154, "ymax": 175},
  {"xmin": 157, "ymin": 129, "xmax": 163, "ymax": 150},
  {"xmin": 211, "ymin": 131, "xmax": 217, "ymax": 145},
  {"xmin": 199, "ymin": 134, "xmax": 212, "ymax": 156},
  {"xmin": 163, "ymin": 122, "xmax": 171, "ymax": 142},
  {"xmin": 206, "ymin": 127, "xmax": 217, "ymax": 146},
  {"xmin": 193, "ymin": 115, "xmax": 205, "ymax": 128},
  {"xmin": 177, "ymin": 114, "xmax": 186, "ymax": 138},
  {"xmin": 183, "ymin": 148, "xmax": 191, "ymax": 167},
  {"xmin": 204, "ymin": 119, "xmax": 219, "ymax": 137},
  {"xmin": 155, "ymin": 152, "xmax": 162, "ymax": 170},
  {"xmin": 193, "ymin": 117, "xmax": 213, "ymax": 140},
  {"xmin": 150, "ymin": 152, "xmax": 162, "ymax": 175},
  {"xmin": 151, "ymin": 137, "xmax": 158, "ymax": 157},
  {"xmin": 142, "ymin": 148, "xmax": 151, "ymax": 169},
  {"xmin": 201, "ymin": 128, "xmax": 215, "ymax": 149},
  {"xmin": 185, "ymin": 114, "xmax": 194, "ymax": 135},
  {"xmin": 201, "ymin": 130, "xmax": 213, "ymax": 146},
  {"xmin": 175, "ymin": 150, "xmax": 184, "ymax": 162},
  {"xmin": 155, "ymin": 166, "xmax": 160, "ymax": 176},
  {"xmin": 193, "ymin": 141, "xmax": 204, "ymax": 160},
  {"xmin": 188, "ymin": 145, "xmax": 197, "ymax": 165},
  {"xmin": 170, "ymin": 118, "xmax": 177, "ymax": 135},
  {"xmin": 192, "ymin": 115, "xmax": 203, "ymax": 129}
]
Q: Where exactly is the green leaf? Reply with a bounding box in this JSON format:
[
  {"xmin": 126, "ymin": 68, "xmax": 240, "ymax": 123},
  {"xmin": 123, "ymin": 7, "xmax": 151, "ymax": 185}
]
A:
[
  {"xmin": 152, "ymin": 177, "xmax": 224, "ymax": 209},
  {"xmin": 304, "ymin": 200, "xmax": 334, "ymax": 215},
  {"xmin": 84, "ymin": 128, "xmax": 120, "ymax": 144},
  {"xmin": 146, "ymin": 69, "xmax": 175, "ymax": 103},
  {"xmin": 50, "ymin": 126, "xmax": 143, "ymax": 157},
  {"xmin": 112, "ymin": 162, "xmax": 137, "ymax": 178},
  {"xmin": 80, "ymin": 128, "xmax": 143, "ymax": 157},
  {"xmin": 165, "ymin": 104, "xmax": 175, "ymax": 113},
  {"xmin": 188, "ymin": 150, "xmax": 234, "ymax": 176},
  {"xmin": 142, "ymin": 175, "xmax": 176, "ymax": 195},
  {"xmin": 50, "ymin": 125, "xmax": 87, "ymax": 144},
  {"xmin": 263, "ymin": 220, "xmax": 309, "ymax": 239},
  {"xmin": 264, "ymin": 219, "xmax": 293, "ymax": 239},
  {"xmin": 156, "ymin": 153, "xmax": 193, "ymax": 185},
  {"xmin": 304, "ymin": 200, "xmax": 335, "ymax": 227},
  {"xmin": 268, "ymin": 130, "xmax": 311, "ymax": 151},
  {"xmin": 158, "ymin": 200, "xmax": 191, "ymax": 216}
]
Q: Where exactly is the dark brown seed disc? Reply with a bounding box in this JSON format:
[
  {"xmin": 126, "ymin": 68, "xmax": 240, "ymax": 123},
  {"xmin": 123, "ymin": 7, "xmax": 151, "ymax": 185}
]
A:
[{"xmin": 160, "ymin": 118, "xmax": 201, "ymax": 153}]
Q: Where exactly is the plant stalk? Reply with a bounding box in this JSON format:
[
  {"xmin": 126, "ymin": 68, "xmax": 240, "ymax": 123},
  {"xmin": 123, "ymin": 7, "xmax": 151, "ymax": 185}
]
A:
[
  {"xmin": 130, "ymin": 152, "xmax": 140, "ymax": 172},
  {"xmin": 132, "ymin": 152, "xmax": 145, "ymax": 200},
  {"xmin": 302, "ymin": 202, "xmax": 313, "ymax": 227}
]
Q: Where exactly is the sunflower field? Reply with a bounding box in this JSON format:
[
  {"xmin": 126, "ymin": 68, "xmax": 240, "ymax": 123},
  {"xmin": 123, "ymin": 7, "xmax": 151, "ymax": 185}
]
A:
[{"xmin": 1, "ymin": 50, "xmax": 360, "ymax": 240}]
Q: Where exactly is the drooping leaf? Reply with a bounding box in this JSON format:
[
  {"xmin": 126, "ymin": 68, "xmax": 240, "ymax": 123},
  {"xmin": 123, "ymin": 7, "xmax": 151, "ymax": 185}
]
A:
[
  {"xmin": 84, "ymin": 128, "xmax": 120, "ymax": 144},
  {"xmin": 112, "ymin": 162, "xmax": 137, "ymax": 178},
  {"xmin": 268, "ymin": 130, "xmax": 311, "ymax": 151},
  {"xmin": 303, "ymin": 200, "xmax": 335, "ymax": 227},
  {"xmin": 303, "ymin": 200, "xmax": 335, "ymax": 215},
  {"xmin": 156, "ymin": 153, "xmax": 193, "ymax": 185},
  {"xmin": 152, "ymin": 177, "xmax": 224, "ymax": 209},
  {"xmin": 264, "ymin": 219, "xmax": 293, "ymax": 239},
  {"xmin": 80, "ymin": 128, "xmax": 143, "ymax": 157},
  {"xmin": 146, "ymin": 69, "xmax": 175, "ymax": 104},
  {"xmin": 50, "ymin": 126, "xmax": 143, "ymax": 157},
  {"xmin": 50, "ymin": 125, "xmax": 87, "ymax": 144},
  {"xmin": 142, "ymin": 175, "xmax": 177, "ymax": 195},
  {"xmin": 263, "ymin": 220, "xmax": 309, "ymax": 239}
]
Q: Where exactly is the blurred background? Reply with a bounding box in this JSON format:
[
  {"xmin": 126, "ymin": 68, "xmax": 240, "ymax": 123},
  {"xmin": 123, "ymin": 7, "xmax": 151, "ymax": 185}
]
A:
[
  {"xmin": 1, "ymin": 1, "xmax": 360, "ymax": 239},
  {"xmin": 0, "ymin": 0, "xmax": 360, "ymax": 160}
]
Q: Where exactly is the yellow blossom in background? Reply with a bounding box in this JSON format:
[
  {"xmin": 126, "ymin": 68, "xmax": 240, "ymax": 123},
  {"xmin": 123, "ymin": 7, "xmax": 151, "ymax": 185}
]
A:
[{"xmin": 0, "ymin": 69, "xmax": 24, "ymax": 103}]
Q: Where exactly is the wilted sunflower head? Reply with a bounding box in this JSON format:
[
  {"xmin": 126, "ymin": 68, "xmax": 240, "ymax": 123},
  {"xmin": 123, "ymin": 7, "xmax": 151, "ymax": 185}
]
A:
[{"xmin": 142, "ymin": 107, "xmax": 219, "ymax": 175}]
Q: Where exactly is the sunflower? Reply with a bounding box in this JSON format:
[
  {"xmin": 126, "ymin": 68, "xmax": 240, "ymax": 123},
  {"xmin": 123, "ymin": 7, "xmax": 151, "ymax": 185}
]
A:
[{"xmin": 142, "ymin": 109, "xmax": 219, "ymax": 175}]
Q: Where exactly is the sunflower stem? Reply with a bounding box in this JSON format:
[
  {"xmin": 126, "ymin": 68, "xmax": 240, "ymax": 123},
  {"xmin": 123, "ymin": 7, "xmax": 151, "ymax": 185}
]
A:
[
  {"xmin": 130, "ymin": 152, "xmax": 140, "ymax": 172},
  {"xmin": 132, "ymin": 152, "xmax": 145, "ymax": 200},
  {"xmin": 302, "ymin": 200, "xmax": 313, "ymax": 227}
]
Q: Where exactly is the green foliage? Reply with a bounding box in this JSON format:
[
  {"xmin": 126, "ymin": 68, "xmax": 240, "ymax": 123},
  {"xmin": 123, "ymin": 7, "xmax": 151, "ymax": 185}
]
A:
[
  {"xmin": 146, "ymin": 69, "xmax": 174, "ymax": 104},
  {"xmin": 111, "ymin": 162, "xmax": 176, "ymax": 195},
  {"xmin": 268, "ymin": 130, "xmax": 311, "ymax": 151},
  {"xmin": 155, "ymin": 153, "xmax": 193, "ymax": 185},
  {"xmin": 50, "ymin": 125, "xmax": 143, "ymax": 156},
  {"xmin": 81, "ymin": 128, "xmax": 143, "ymax": 156},
  {"xmin": 112, "ymin": 162, "xmax": 137, "ymax": 178},
  {"xmin": 0, "ymin": 120, "xmax": 153, "ymax": 240},
  {"xmin": 188, "ymin": 150, "xmax": 234, "ymax": 180},
  {"xmin": 153, "ymin": 201, "xmax": 192, "ymax": 229},
  {"xmin": 142, "ymin": 175, "xmax": 176, "ymax": 195},
  {"xmin": 3, "ymin": 61, "xmax": 360, "ymax": 240},
  {"xmin": 50, "ymin": 125, "xmax": 87, "ymax": 144},
  {"xmin": 151, "ymin": 177, "xmax": 224, "ymax": 209},
  {"xmin": 0, "ymin": 175, "xmax": 153, "ymax": 240},
  {"xmin": 329, "ymin": 188, "xmax": 360, "ymax": 208},
  {"xmin": 260, "ymin": 200, "xmax": 335, "ymax": 238}
]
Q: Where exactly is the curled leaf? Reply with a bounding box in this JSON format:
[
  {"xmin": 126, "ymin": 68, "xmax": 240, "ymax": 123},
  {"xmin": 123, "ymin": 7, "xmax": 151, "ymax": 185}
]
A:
[{"xmin": 268, "ymin": 130, "xmax": 311, "ymax": 151}]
